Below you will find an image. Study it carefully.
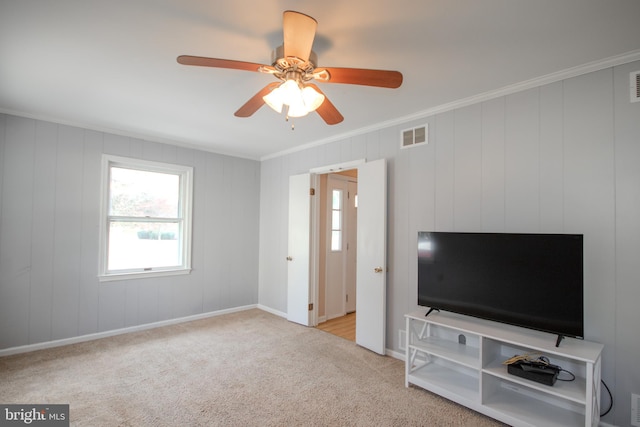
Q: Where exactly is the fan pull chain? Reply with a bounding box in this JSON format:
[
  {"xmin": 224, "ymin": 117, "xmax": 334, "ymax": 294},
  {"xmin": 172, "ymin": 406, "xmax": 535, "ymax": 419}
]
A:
[{"xmin": 284, "ymin": 106, "xmax": 295, "ymax": 130}]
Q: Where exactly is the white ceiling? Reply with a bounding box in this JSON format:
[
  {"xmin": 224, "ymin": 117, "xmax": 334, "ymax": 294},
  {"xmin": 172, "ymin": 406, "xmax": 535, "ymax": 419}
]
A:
[{"xmin": 2, "ymin": 1, "xmax": 640, "ymax": 160}]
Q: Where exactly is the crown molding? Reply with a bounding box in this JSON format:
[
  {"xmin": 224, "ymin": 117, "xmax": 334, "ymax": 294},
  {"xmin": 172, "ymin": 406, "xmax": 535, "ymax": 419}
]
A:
[{"xmin": 261, "ymin": 49, "xmax": 640, "ymax": 162}]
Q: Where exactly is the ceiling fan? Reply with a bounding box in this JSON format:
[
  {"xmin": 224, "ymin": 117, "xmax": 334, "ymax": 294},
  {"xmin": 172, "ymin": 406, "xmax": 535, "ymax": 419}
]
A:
[{"xmin": 177, "ymin": 10, "xmax": 403, "ymax": 125}]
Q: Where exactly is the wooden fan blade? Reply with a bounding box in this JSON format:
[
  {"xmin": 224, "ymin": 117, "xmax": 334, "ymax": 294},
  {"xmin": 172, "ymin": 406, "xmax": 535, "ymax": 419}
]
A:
[
  {"xmin": 283, "ymin": 11, "xmax": 317, "ymax": 62},
  {"xmin": 307, "ymin": 84, "xmax": 344, "ymax": 125},
  {"xmin": 314, "ymin": 67, "xmax": 403, "ymax": 88},
  {"xmin": 177, "ymin": 55, "xmax": 268, "ymax": 73},
  {"xmin": 234, "ymin": 82, "xmax": 281, "ymax": 117}
]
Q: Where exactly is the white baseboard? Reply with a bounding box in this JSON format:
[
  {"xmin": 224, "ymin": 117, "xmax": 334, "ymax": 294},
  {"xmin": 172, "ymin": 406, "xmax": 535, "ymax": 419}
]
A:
[
  {"xmin": 0, "ymin": 304, "xmax": 258, "ymax": 357},
  {"xmin": 257, "ymin": 304, "xmax": 286, "ymax": 318},
  {"xmin": 386, "ymin": 348, "xmax": 404, "ymax": 361}
]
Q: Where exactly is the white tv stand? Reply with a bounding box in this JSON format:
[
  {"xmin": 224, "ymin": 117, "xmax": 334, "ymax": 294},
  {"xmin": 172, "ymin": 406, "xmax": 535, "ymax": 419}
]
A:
[{"xmin": 405, "ymin": 310, "xmax": 603, "ymax": 427}]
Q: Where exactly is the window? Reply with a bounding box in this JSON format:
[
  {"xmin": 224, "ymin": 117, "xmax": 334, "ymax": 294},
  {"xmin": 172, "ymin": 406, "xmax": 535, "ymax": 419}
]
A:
[
  {"xmin": 331, "ymin": 189, "xmax": 343, "ymax": 251},
  {"xmin": 99, "ymin": 155, "xmax": 193, "ymax": 281}
]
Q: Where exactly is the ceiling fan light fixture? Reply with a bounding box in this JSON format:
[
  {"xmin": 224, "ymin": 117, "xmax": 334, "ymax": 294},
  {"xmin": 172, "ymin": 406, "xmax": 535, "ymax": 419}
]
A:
[
  {"xmin": 301, "ymin": 86, "xmax": 325, "ymax": 112},
  {"xmin": 263, "ymin": 79, "xmax": 324, "ymax": 118},
  {"xmin": 286, "ymin": 96, "xmax": 309, "ymax": 118},
  {"xmin": 263, "ymin": 86, "xmax": 284, "ymax": 113}
]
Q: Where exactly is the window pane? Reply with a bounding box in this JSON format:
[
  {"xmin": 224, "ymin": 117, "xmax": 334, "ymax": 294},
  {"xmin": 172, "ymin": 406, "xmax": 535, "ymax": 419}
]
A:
[
  {"xmin": 332, "ymin": 211, "xmax": 341, "ymax": 229},
  {"xmin": 332, "ymin": 190, "xmax": 342, "ymax": 210},
  {"xmin": 331, "ymin": 231, "xmax": 342, "ymax": 251},
  {"xmin": 109, "ymin": 167, "xmax": 180, "ymax": 218},
  {"xmin": 108, "ymin": 221, "xmax": 180, "ymax": 271}
]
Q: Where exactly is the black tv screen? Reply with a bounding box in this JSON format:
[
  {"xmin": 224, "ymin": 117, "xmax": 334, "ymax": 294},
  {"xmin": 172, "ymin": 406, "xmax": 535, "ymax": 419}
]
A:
[{"xmin": 418, "ymin": 231, "xmax": 584, "ymax": 339}]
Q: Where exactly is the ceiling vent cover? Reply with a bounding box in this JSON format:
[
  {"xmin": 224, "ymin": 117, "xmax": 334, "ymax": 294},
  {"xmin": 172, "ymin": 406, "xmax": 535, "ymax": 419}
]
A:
[
  {"xmin": 401, "ymin": 124, "xmax": 428, "ymax": 149},
  {"xmin": 631, "ymin": 71, "xmax": 640, "ymax": 103}
]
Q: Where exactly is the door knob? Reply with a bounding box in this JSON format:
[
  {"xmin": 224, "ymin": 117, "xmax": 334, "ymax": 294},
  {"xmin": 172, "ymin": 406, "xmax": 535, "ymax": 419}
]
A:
[{"xmin": 374, "ymin": 267, "xmax": 384, "ymax": 273}]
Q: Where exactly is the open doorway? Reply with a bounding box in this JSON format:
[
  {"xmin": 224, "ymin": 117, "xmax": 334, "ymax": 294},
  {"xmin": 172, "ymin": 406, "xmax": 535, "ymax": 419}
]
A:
[
  {"xmin": 316, "ymin": 170, "xmax": 358, "ymax": 341},
  {"xmin": 287, "ymin": 158, "xmax": 387, "ymax": 354}
]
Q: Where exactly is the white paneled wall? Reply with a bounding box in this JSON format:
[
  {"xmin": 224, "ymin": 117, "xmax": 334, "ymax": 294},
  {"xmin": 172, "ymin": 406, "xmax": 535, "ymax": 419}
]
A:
[
  {"xmin": 0, "ymin": 117, "xmax": 260, "ymax": 349},
  {"xmin": 258, "ymin": 61, "xmax": 640, "ymax": 425}
]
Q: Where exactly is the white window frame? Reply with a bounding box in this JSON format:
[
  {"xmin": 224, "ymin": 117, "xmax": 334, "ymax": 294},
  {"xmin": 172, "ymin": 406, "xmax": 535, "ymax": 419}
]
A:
[
  {"xmin": 330, "ymin": 188, "xmax": 343, "ymax": 252},
  {"xmin": 98, "ymin": 155, "xmax": 193, "ymax": 281}
]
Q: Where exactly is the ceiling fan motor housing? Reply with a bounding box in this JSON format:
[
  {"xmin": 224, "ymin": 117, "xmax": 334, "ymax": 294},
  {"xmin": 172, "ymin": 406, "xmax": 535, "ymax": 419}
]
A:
[{"xmin": 271, "ymin": 45, "xmax": 318, "ymax": 81}]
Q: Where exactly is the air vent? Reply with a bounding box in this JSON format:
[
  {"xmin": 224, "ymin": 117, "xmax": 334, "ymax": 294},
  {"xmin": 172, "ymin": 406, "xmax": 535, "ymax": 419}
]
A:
[
  {"xmin": 401, "ymin": 124, "xmax": 428, "ymax": 149},
  {"xmin": 632, "ymin": 71, "xmax": 640, "ymax": 103}
]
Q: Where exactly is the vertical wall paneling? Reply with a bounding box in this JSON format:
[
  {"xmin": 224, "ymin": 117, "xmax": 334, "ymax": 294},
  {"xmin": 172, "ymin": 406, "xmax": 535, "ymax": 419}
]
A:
[
  {"xmin": 453, "ymin": 104, "xmax": 483, "ymax": 231},
  {"xmin": 29, "ymin": 121, "xmax": 58, "ymax": 344},
  {"xmin": 365, "ymin": 131, "xmax": 381, "ymax": 160},
  {"xmin": 156, "ymin": 275, "xmax": 175, "ymax": 322},
  {"xmin": 142, "ymin": 139, "xmax": 165, "ymax": 162},
  {"xmin": 538, "ymin": 82, "xmax": 565, "ymax": 231},
  {"xmin": 78, "ymin": 130, "xmax": 102, "ymax": 336},
  {"xmin": 613, "ymin": 60, "xmax": 640, "ymax": 426},
  {"xmin": 229, "ymin": 157, "xmax": 259, "ymax": 307},
  {"xmin": 504, "ymin": 88, "xmax": 540, "ymax": 231},
  {"xmin": 219, "ymin": 157, "xmax": 234, "ymax": 307},
  {"xmin": 124, "ymin": 272, "xmax": 141, "ymax": 328},
  {"xmin": 51, "ymin": 125, "xmax": 84, "ymax": 340},
  {"xmin": 0, "ymin": 117, "xmax": 35, "ymax": 348},
  {"xmin": 189, "ymin": 149, "xmax": 207, "ymax": 314},
  {"xmin": 390, "ymin": 140, "xmax": 410, "ymax": 347},
  {"xmin": 351, "ymin": 134, "xmax": 367, "ymax": 161},
  {"xmin": 202, "ymin": 154, "xmax": 224, "ymax": 313},
  {"xmin": 480, "ymin": 97, "xmax": 506, "ymax": 231},
  {"xmin": 0, "ymin": 115, "xmax": 5, "ymax": 227},
  {"xmin": 137, "ymin": 279, "xmax": 159, "ymax": 326},
  {"xmin": 103, "ymin": 133, "xmax": 130, "ymax": 157},
  {"xmin": 0, "ymin": 116, "xmax": 5, "ymax": 342},
  {"xmin": 323, "ymin": 141, "xmax": 341, "ymax": 166},
  {"xmin": 129, "ymin": 138, "xmax": 143, "ymax": 159},
  {"xmin": 563, "ymin": 69, "xmax": 616, "ymax": 347},
  {"xmin": 258, "ymin": 156, "xmax": 285, "ymax": 311},
  {"xmin": 0, "ymin": 113, "xmax": 260, "ymax": 351},
  {"xmin": 434, "ymin": 112, "xmax": 455, "ymax": 230}
]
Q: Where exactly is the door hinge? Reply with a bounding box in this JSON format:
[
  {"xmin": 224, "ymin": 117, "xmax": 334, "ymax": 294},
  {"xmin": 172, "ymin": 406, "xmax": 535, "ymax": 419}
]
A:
[
  {"xmin": 310, "ymin": 188, "xmax": 315, "ymax": 196},
  {"xmin": 308, "ymin": 303, "xmax": 314, "ymax": 311}
]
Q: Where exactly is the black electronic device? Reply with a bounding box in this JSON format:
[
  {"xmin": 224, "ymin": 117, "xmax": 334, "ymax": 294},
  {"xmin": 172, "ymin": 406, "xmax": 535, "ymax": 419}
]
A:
[
  {"xmin": 506, "ymin": 359, "xmax": 561, "ymax": 386},
  {"xmin": 417, "ymin": 231, "xmax": 584, "ymax": 345}
]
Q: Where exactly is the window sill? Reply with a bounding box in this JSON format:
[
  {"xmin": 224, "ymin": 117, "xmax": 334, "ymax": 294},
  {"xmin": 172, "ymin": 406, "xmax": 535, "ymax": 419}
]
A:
[{"xmin": 98, "ymin": 268, "xmax": 191, "ymax": 282}]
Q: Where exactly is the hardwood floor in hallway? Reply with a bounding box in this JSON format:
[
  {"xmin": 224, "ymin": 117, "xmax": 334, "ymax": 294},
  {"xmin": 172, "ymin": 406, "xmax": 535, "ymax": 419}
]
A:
[{"xmin": 316, "ymin": 312, "xmax": 355, "ymax": 341}]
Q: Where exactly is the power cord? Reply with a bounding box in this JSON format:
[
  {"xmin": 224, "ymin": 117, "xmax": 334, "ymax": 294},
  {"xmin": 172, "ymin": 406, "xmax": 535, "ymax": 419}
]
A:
[{"xmin": 601, "ymin": 380, "xmax": 613, "ymax": 417}]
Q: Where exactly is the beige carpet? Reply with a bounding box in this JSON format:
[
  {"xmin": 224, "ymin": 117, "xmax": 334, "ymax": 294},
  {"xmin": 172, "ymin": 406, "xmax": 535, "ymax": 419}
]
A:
[{"xmin": 0, "ymin": 309, "xmax": 503, "ymax": 426}]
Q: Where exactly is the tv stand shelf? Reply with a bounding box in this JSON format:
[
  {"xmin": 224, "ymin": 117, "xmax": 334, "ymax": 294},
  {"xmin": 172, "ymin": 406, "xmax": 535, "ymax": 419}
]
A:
[{"xmin": 405, "ymin": 310, "xmax": 603, "ymax": 427}]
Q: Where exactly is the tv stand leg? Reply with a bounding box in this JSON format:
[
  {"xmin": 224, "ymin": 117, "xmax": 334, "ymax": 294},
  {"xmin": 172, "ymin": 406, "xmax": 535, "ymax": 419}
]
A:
[
  {"xmin": 555, "ymin": 334, "xmax": 565, "ymax": 347},
  {"xmin": 425, "ymin": 307, "xmax": 440, "ymax": 317}
]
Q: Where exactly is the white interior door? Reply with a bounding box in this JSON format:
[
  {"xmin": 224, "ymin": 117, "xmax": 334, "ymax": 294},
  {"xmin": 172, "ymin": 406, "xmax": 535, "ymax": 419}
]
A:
[
  {"xmin": 355, "ymin": 159, "xmax": 387, "ymax": 354},
  {"xmin": 287, "ymin": 173, "xmax": 312, "ymax": 326},
  {"xmin": 345, "ymin": 179, "xmax": 357, "ymax": 313},
  {"xmin": 325, "ymin": 175, "xmax": 347, "ymax": 320}
]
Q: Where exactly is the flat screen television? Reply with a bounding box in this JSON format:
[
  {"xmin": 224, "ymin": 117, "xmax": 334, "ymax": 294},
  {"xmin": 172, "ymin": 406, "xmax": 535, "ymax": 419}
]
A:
[{"xmin": 417, "ymin": 231, "xmax": 584, "ymax": 345}]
